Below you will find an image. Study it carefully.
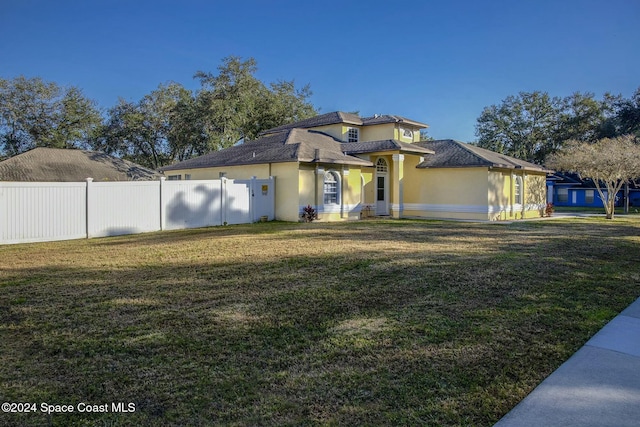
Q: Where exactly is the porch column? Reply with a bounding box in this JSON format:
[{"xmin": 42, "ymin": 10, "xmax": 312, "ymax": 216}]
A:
[
  {"xmin": 341, "ymin": 167, "xmax": 349, "ymax": 218},
  {"xmin": 391, "ymin": 154, "xmax": 404, "ymax": 218}
]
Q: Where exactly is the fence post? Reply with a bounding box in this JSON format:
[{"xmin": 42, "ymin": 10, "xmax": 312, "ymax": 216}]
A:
[
  {"xmin": 85, "ymin": 177, "xmax": 93, "ymax": 239},
  {"xmin": 221, "ymin": 177, "xmax": 227, "ymax": 225},
  {"xmin": 269, "ymin": 176, "xmax": 275, "ymax": 220},
  {"xmin": 159, "ymin": 177, "xmax": 166, "ymax": 230},
  {"xmin": 250, "ymin": 176, "xmax": 256, "ymax": 222}
]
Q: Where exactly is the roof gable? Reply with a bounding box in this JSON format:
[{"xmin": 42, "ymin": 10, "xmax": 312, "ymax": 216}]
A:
[
  {"xmin": 0, "ymin": 148, "xmax": 161, "ymax": 182},
  {"xmin": 415, "ymin": 140, "xmax": 547, "ymax": 172}
]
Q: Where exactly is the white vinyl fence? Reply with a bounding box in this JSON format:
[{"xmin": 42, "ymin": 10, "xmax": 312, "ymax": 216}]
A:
[{"xmin": 0, "ymin": 177, "xmax": 275, "ymax": 244}]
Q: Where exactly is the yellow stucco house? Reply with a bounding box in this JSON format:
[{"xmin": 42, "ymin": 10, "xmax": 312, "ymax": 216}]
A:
[{"xmin": 161, "ymin": 112, "xmax": 548, "ymax": 222}]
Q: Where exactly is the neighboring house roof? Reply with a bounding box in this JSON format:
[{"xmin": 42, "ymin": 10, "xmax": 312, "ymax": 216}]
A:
[
  {"xmin": 260, "ymin": 111, "xmax": 428, "ymax": 135},
  {"xmin": 161, "ymin": 129, "xmax": 373, "ymax": 171},
  {"xmin": 549, "ymin": 171, "xmax": 640, "ymax": 190},
  {"xmin": 547, "ymin": 172, "xmax": 584, "ymax": 185},
  {"xmin": 415, "ymin": 140, "xmax": 549, "ymax": 172},
  {"xmin": 0, "ymin": 147, "xmax": 161, "ymax": 182}
]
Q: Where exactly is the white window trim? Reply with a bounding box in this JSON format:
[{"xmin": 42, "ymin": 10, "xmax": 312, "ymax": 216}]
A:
[
  {"xmin": 514, "ymin": 176, "xmax": 523, "ymax": 205},
  {"xmin": 400, "ymin": 127, "xmax": 413, "ymax": 140},
  {"xmin": 323, "ymin": 170, "xmax": 341, "ymax": 205},
  {"xmin": 346, "ymin": 127, "xmax": 359, "ymax": 143}
]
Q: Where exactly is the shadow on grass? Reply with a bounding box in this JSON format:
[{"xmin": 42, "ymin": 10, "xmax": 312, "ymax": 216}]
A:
[{"xmin": 1, "ymin": 218, "xmax": 639, "ymax": 426}]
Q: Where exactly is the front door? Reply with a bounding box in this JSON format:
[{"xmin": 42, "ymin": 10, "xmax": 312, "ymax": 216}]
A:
[{"xmin": 375, "ymin": 158, "xmax": 389, "ymax": 215}]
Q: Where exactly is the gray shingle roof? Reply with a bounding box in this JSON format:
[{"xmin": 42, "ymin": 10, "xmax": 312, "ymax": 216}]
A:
[
  {"xmin": 260, "ymin": 111, "xmax": 428, "ymax": 135},
  {"xmin": 161, "ymin": 129, "xmax": 373, "ymax": 171},
  {"xmin": 414, "ymin": 140, "xmax": 548, "ymax": 172},
  {"xmin": 341, "ymin": 140, "xmax": 435, "ymax": 155},
  {"xmin": 0, "ymin": 147, "xmax": 162, "ymax": 182}
]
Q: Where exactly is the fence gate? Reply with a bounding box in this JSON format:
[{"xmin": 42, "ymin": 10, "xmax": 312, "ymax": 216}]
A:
[{"xmin": 236, "ymin": 177, "xmax": 275, "ymax": 222}]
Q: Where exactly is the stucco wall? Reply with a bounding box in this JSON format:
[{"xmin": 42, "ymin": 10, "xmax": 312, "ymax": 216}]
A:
[
  {"xmin": 360, "ymin": 124, "xmax": 394, "ymax": 142},
  {"xmin": 403, "ymin": 167, "xmax": 492, "ymax": 220}
]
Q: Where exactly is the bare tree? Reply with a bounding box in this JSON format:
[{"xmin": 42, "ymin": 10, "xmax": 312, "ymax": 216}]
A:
[{"xmin": 547, "ymin": 135, "xmax": 640, "ymax": 219}]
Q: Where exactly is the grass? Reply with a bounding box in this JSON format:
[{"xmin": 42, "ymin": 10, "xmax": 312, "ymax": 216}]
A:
[{"xmin": 1, "ymin": 217, "xmax": 639, "ymax": 426}]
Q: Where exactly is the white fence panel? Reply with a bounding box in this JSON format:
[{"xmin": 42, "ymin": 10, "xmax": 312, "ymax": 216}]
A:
[
  {"xmin": 88, "ymin": 181, "xmax": 161, "ymax": 238},
  {"xmin": 1, "ymin": 177, "xmax": 276, "ymax": 245},
  {"xmin": 0, "ymin": 182, "xmax": 87, "ymax": 244},
  {"xmin": 162, "ymin": 180, "xmax": 223, "ymax": 230}
]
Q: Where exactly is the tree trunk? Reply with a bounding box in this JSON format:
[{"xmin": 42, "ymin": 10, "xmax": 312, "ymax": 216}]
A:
[{"xmin": 607, "ymin": 198, "xmax": 615, "ymax": 220}]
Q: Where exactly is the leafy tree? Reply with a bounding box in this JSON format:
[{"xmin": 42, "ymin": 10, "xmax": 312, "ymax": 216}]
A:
[
  {"xmin": 194, "ymin": 56, "xmax": 317, "ymax": 150},
  {"xmin": 475, "ymin": 91, "xmax": 562, "ymax": 163},
  {"xmin": 547, "ymin": 135, "xmax": 640, "ymax": 219},
  {"xmin": 474, "ymin": 91, "xmax": 630, "ymax": 163},
  {"xmin": 92, "ymin": 82, "xmax": 194, "ymax": 169},
  {"xmin": 615, "ymin": 88, "xmax": 640, "ymax": 137},
  {"xmin": 556, "ymin": 92, "xmax": 613, "ymax": 143},
  {"xmin": 419, "ymin": 129, "xmax": 435, "ymax": 141},
  {"xmin": 0, "ymin": 76, "xmax": 101, "ymax": 156}
]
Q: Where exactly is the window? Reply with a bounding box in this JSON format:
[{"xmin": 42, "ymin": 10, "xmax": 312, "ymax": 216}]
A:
[
  {"xmin": 401, "ymin": 128, "xmax": 413, "ymax": 140},
  {"xmin": 324, "ymin": 171, "xmax": 339, "ymax": 204},
  {"xmin": 585, "ymin": 189, "xmax": 595, "ymax": 204},
  {"xmin": 167, "ymin": 174, "xmax": 181, "ymax": 180},
  {"xmin": 376, "ymin": 158, "xmax": 388, "ymax": 173},
  {"xmin": 184, "ymin": 174, "xmax": 192, "ymax": 180},
  {"xmin": 347, "ymin": 127, "xmax": 359, "ymax": 143},
  {"xmin": 514, "ymin": 176, "xmax": 523, "ymax": 205},
  {"xmin": 557, "ymin": 188, "xmax": 568, "ymax": 203}
]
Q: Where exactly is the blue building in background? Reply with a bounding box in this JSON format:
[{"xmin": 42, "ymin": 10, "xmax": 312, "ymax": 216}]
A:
[{"xmin": 547, "ymin": 172, "xmax": 640, "ymax": 209}]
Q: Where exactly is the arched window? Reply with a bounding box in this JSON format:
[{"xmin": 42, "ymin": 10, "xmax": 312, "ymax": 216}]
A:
[
  {"xmin": 515, "ymin": 176, "xmax": 523, "ymax": 205},
  {"xmin": 376, "ymin": 158, "xmax": 388, "ymax": 173},
  {"xmin": 324, "ymin": 171, "xmax": 340, "ymax": 205}
]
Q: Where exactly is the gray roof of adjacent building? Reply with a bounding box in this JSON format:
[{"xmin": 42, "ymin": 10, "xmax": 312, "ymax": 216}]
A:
[
  {"xmin": 0, "ymin": 147, "xmax": 162, "ymax": 182},
  {"xmin": 414, "ymin": 139, "xmax": 549, "ymax": 172}
]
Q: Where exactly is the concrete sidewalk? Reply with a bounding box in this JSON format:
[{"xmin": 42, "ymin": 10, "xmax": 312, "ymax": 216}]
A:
[{"xmin": 494, "ymin": 297, "xmax": 640, "ymax": 427}]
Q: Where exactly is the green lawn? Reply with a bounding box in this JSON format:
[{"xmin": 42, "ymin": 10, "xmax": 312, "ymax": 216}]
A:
[{"xmin": 1, "ymin": 218, "xmax": 639, "ymax": 426}]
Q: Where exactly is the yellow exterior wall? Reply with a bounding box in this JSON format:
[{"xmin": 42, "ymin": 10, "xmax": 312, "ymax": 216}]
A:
[
  {"xmin": 488, "ymin": 169, "xmax": 547, "ymax": 220},
  {"xmin": 524, "ymin": 173, "xmax": 547, "ymax": 218},
  {"xmin": 271, "ymin": 162, "xmax": 301, "ymax": 222},
  {"xmin": 308, "ymin": 124, "xmax": 345, "ymax": 140},
  {"xmin": 394, "ymin": 126, "xmax": 421, "ymax": 143},
  {"xmin": 403, "ymin": 167, "xmax": 491, "ymax": 220},
  {"xmin": 360, "ymin": 124, "xmax": 395, "ymax": 141}
]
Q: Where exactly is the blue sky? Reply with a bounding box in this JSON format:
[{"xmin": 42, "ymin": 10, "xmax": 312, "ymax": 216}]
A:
[{"xmin": 1, "ymin": 0, "xmax": 639, "ymax": 142}]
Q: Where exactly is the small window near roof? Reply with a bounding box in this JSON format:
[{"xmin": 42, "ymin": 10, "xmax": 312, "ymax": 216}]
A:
[
  {"xmin": 168, "ymin": 174, "xmax": 181, "ymax": 181},
  {"xmin": 347, "ymin": 127, "xmax": 359, "ymax": 143},
  {"xmin": 402, "ymin": 128, "xmax": 413, "ymax": 139}
]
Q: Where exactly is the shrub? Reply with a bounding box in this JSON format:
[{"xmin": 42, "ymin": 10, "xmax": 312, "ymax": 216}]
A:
[
  {"xmin": 545, "ymin": 202, "xmax": 554, "ymax": 217},
  {"xmin": 301, "ymin": 205, "xmax": 318, "ymax": 222}
]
